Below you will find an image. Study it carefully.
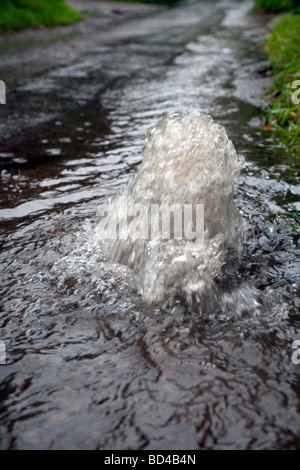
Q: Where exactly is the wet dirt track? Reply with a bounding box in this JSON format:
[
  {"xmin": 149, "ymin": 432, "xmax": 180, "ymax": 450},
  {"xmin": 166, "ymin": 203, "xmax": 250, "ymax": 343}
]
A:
[{"xmin": 0, "ymin": 0, "xmax": 300, "ymax": 450}]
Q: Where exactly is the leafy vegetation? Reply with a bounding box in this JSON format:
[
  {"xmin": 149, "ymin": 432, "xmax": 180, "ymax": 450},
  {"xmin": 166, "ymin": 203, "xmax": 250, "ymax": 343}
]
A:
[
  {"xmin": 258, "ymin": 13, "xmax": 300, "ymax": 160},
  {"xmin": 253, "ymin": 1, "xmax": 300, "ymax": 231},
  {"xmin": 253, "ymin": 0, "xmax": 300, "ymax": 13},
  {"xmin": 0, "ymin": 0, "xmax": 82, "ymax": 32}
]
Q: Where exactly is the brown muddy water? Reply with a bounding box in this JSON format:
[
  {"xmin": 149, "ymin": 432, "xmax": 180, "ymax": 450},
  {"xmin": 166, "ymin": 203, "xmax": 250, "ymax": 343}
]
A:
[{"xmin": 0, "ymin": 0, "xmax": 299, "ymax": 450}]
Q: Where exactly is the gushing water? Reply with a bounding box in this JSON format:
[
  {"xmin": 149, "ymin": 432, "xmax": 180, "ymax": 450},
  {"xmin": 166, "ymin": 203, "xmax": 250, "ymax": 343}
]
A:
[
  {"xmin": 97, "ymin": 112, "xmax": 245, "ymax": 309},
  {"xmin": 1, "ymin": 0, "xmax": 300, "ymax": 450}
]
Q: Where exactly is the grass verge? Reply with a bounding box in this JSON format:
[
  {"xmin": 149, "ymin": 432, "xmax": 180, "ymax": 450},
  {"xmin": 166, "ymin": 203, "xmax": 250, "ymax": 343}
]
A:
[
  {"xmin": 253, "ymin": 0, "xmax": 300, "ymax": 14},
  {"xmin": 254, "ymin": 2, "xmax": 300, "ymax": 230},
  {"xmin": 260, "ymin": 13, "xmax": 300, "ymax": 160},
  {"xmin": 0, "ymin": 0, "xmax": 82, "ymax": 32}
]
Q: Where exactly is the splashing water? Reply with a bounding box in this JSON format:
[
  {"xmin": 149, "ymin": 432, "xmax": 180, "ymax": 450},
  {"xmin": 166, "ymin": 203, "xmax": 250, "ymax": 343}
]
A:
[{"xmin": 97, "ymin": 112, "xmax": 245, "ymax": 309}]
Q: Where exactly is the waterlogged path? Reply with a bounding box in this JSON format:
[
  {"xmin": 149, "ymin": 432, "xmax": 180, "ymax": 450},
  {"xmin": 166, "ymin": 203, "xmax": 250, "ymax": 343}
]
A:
[{"xmin": 0, "ymin": 0, "xmax": 299, "ymax": 450}]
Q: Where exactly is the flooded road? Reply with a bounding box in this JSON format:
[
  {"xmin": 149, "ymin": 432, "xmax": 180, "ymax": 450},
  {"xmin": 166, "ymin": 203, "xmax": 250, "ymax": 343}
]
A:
[{"xmin": 0, "ymin": 0, "xmax": 300, "ymax": 450}]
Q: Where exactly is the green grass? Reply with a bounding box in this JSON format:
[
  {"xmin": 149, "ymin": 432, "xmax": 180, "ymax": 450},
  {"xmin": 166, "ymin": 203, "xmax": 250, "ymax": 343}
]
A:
[
  {"xmin": 0, "ymin": 0, "xmax": 82, "ymax": 32},
  {"xmin": 255, "ymin": 8, "xmax": 300, "ymax": 230},
  {"xmin": 253, "ymin": 0, "xmax": 300, "ymax": 13},
  {"xmin": 260, "ymin": 13, "xmax": 300, "ymax": 160}
]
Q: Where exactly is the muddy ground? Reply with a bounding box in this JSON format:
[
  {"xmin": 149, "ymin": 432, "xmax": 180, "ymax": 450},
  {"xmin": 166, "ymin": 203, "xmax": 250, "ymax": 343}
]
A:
[
  {"xmin": 0, "ymin": 1, "xmax": 162, "ymax": 79},
  {"xmin": 0, "ymin": 0, "xmax": 269, "ymax": 153}
]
